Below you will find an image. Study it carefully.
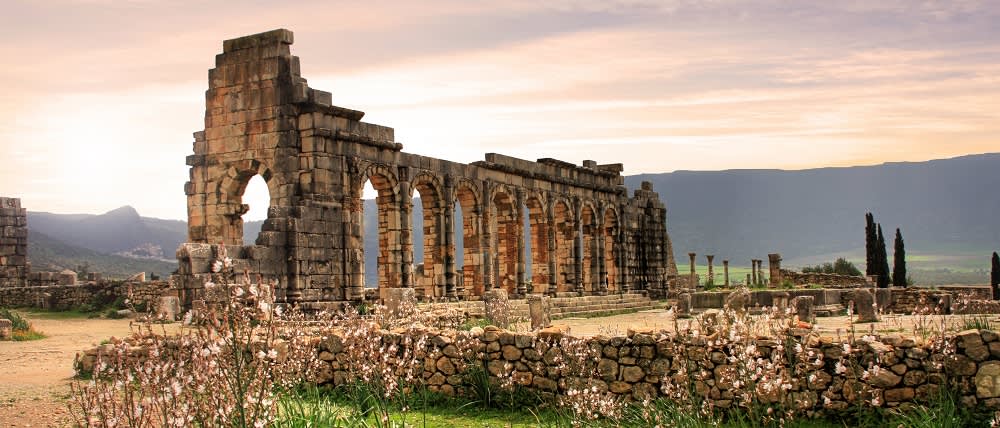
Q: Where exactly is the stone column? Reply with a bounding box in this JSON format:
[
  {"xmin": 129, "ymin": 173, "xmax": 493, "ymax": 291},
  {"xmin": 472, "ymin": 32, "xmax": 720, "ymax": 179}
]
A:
[
  {"xmin": 723, "ymin": 260, "xmax": 730, "ymax": 287},
  {"xmin": 745, "ymin": 273, "xmax": 752, "ymax": 287},
  {"xmin": 546, "ymin": 196, "xmax": 558, "ymax": 295},
  {"xmin": 706, "ymin": 255, "xmax": 715, "ymax": 287},
  {"xmin": 481, "ymin": 181, "xmax": 494, "ymax": 292},
  {"xmin": 752, "ymin": 259, "xmax": 760, "ymax": 286},
  {"xmin": 527, "ymin": 294, "xmax": 551, "ymax": 330},
  {"xmin": 573, "ymin": 199, "xmax": 583, "ymax": 294},
  {"xmin": 443, "ymin": 179, "xmax": 457, "ymax": 299},
  {"xmin": 597, "ymin": 213, "xmax": 608, "ymax": 294},
  {"xmin": 398, "ymin": 168, "xmax": 413, "ymax": 289},
  {"xmin": 768, "ymin": 253, "xmax": 782, "ymax": 288},
  {"xmin": 688, "ymin": 252, "xmax": 697, "ymax": 289},
  {"xmin": 515, "ymin": 190, "xmax": 527, "ymax": 297}
]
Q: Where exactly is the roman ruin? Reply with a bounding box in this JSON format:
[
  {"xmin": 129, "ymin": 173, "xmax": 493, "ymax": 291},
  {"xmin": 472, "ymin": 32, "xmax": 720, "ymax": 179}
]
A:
[
  {"xmin": 0, "ymin": 197, "xmax": 28, "ymax": 288},
  {"xmin": 173, "ymin": 29, "xmax": 679, "ymax": 310}
]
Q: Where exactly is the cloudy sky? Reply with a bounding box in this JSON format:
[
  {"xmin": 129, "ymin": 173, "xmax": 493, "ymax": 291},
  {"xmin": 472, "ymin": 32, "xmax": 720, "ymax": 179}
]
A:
[{"xmin": 1, "ymin": 0, "xmax": 998, "ymax": 220}]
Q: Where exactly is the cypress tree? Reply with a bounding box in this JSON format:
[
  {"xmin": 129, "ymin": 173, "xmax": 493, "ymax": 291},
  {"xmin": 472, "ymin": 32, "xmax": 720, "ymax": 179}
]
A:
[
  {"xmin": 992, "ymin": 252, "xmax": 999, "ymax": 300},
  {"xmin": 865, "ymin": 213, "xmax": 876, "ymax": 276},
  {"xmin": 876, "ymin": 224, "xmax": 890, "ymax": 288},
  {"xmin": 892, "ymin": 228, "xmax": 906, "ymax": 287}
]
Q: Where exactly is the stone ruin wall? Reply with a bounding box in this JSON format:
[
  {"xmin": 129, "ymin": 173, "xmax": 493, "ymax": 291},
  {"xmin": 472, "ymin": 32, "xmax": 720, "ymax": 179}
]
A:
[
  {"xmin": 780, "ymin": 269, "xmax": 868, "ymax": 288},
  {"xmin": 0, "ymin": 280, "xmax": 170, "ymax": 311},
  {"xmin": 0, "ymin": 197, "xmax": 28, "ymax": 287},
  {"xmin": 174, "ymin": 29, "xmax": 679, "ymax": 310}
]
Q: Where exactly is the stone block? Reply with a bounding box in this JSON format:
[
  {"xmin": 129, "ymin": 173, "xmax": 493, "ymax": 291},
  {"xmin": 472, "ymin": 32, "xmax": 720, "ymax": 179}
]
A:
[
  {"xmin": 526, "ymin": 294, "xmax": 551, "ymax": 330},
  {"xmin": 792, "ymin": 296, "xmax": 815, "ymax": 323},
  {"xmin": 157, "ymin": 296, "xmax": 181, "ymax": 321}
]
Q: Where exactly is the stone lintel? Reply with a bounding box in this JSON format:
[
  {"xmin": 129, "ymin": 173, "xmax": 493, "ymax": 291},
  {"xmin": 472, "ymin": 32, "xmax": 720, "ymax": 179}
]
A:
[{"xmin": 223, "ymin": 29, "xmax": 294, "ymax": 53}]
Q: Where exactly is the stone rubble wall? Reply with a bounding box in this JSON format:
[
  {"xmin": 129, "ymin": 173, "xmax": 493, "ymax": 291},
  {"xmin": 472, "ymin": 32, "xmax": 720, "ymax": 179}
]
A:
[
  {"xmin": 0, "ymin": 197, "xmax": 28, "ymax": 288},
  {"xmin": 0, "ymin": 280, "xmax": 171, "ymax": 310},
  {"xmin": 780, "ymin": 270, "xmax": 868, "ymax": 288},
  {"xmin": 305, "ymin": 326, "xmax": 1000, "ymax": 413}
]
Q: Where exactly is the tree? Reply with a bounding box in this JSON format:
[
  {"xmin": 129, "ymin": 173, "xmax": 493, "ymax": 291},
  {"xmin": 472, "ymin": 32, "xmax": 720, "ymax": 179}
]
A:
[
  {"xmin": 875, "ymin": 224, "xmax": 890, "ymax": 288},
  {"xmin": 833, "ymin": 257, "xmax": 863, "ymax": 276},
  {"xmin": 892, "ymin": 228, "xmax": 907, "ymax": 287},
  {"xmin": 992, "ymin": 252, "xmax": 999, "ymax": 300},
  {"xmin": 865, "ymin": 213, "xmax": 876, "ymax": 276}
]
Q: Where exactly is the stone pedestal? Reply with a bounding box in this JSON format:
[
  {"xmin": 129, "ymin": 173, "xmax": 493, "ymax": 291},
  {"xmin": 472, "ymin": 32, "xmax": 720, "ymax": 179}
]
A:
[
  {"xmin": 792, "ymin": 295, "xmax": 814, "ymax": 323},
  {"xmin": 384, "ymin": 287, "xmax": 417, "ymax": 318},
  {"xmin": 483, "ymin": 289, "xmax": 510, "ymax": 327},
  {"xmin": 527, "ymin": 294, "xmax": 551, "ymax": 330}
]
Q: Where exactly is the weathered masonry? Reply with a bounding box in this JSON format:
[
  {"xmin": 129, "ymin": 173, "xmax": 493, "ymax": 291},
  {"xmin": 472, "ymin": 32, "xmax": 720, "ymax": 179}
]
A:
[{"xmin": 174, "ymin": 29, "xmax": 678, "ymax": 310}]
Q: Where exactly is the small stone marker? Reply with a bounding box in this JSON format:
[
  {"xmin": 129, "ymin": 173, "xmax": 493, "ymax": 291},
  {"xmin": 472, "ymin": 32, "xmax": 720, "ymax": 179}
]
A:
[
  {"xmin": 483, "ymin": 289, "xmax": 510, "ymax": 326},
  {"xmin": 850, "ymin": 289, "xmax": 880, "ymax": 323},
  {"xmin": 675, "ymin": 293, "xmax": 692, "ymax": 318},
  {"xmin": 157, "ymin": 295, "xmax": 181, "ymax": 321},
  {"xmin": 0, "ymin": 318, "xmax": 12, "ymax": 340},
  {"xmin": 526, "ymin": 294, "xmax": 551, "ymax": 330},
  {"xmin": 792, "ymin": 295, "xmax": 815, "ymax": 323},
  {"xmin": 384, "ymin": 287, "xmax": 417, "ymax": 318}
]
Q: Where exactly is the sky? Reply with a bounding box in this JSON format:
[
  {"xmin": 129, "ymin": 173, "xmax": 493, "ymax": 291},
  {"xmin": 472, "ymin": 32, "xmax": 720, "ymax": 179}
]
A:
[{"xmin": 0, "ymin": 0, "xmax": 998, "ymax": 221}]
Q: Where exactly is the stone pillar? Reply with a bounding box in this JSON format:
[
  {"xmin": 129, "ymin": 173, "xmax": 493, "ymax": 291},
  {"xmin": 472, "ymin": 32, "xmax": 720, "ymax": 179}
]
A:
[
  {"xmin": 573, "ymin": 199, "xmax": 583, "ymax": 294},
  {"xmin": 745, "ymin": 273, "xmax": 751, "ymax": 287},
  {"xmin": 675, "ymin": 293, "xmax": 692, "ymax": 318},
  {"xmin": 723, "ymin": 260, "xmax": 730, "ymax": 287},
  {"xmin": 597, "ymin": 213, "xmax": 608, "ymax": 294},
  {"xmin": 688, "ymin": 252, "xmax": 697, "ymax": 289},
  {"xmin": 0, "ymin": 197, "xmax": 28, "ymax": 288},
  {"xmin": 706, "ymin": 255, "xmax": 715, "ymax": 287},
  {"xmin": 546, "ymin": 198, "xmax": 558, "ymax": 295},
  {"xmin": 527, "ymin": 294, "xmax": 551, "ymax": 330},
  {"xmin": 768, "ymin": 253, "xmax": 782, "ymax": 288},
  {"xmin": 399, "ymin": 168, "xmax": 414, "ymax": 289},
  {"xmin": 750, "ymin": 259, "xmax": 758, "ymax": 286},
  {"xmin": 481, "ymin": 181, "xmax": 494, "ymax": 292},
  {"xmin": 515, "ymin": 190, "xmax": 527, "ymax": 297},
  {"xmin": 443, "ymin": 184, "xmax": 457, "ymax": 299}
]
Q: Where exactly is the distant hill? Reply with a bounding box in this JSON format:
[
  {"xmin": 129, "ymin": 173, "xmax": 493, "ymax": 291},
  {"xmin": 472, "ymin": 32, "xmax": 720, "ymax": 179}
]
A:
[
  {"xmin": 28, "ymin": 206, "xmax": 186, "ymax": 260},
  {"xmin": 26, "ymin": 229, "xmax": 177, "ymax": 279},
  {"xmin": 625, "ymin": 153, "xmax": 1000, "ymax": 279}
]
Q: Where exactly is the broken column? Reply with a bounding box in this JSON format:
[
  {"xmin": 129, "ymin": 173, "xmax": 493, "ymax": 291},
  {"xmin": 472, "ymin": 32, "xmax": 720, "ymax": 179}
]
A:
[
  {"xmin": 768, "ymin": 253, "xmax": 783, "ymax": 288},
  {"xmin": 723, "ymin": 260, "xmax": 730, "ymax": 287},
  {"xmin": 0, "ymin": 197, "xmax": 28, "ymax": 288},
  {"xmin": 527, "ymin": 294, "xmax": 551, "ymax": 330},
  {"xmin": 745, "ymin": 273, "xmax": 751, "ymax": 287},
  {"xmin": 706, "ymin": 255, "xmax": 715, "ymax": 287},
  {"xmin": 688, "ymin": 252, "xmax": 697, "ymax": 289},
  {"xmin": 750, "ymin": 260, "xmax": 759, "ymax": 286},
  {"xmin": 675, "ymin": 293, "xmax": 692, "ymax": 318},
  {"xmin": 850, "ymin": 289, "xmax": 880, "ymax": 322}
]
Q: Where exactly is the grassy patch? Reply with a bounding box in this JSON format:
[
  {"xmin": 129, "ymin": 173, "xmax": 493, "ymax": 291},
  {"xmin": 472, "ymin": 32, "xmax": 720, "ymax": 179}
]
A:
[{"xmin": 0, "ymin": 307, "xmax": 47, "ymax": 341}]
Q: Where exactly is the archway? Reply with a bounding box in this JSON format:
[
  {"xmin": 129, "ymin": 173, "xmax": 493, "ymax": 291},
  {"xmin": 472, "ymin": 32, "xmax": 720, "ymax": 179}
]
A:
[
  {"xmin": 357, "ymin": 168, "xmax": 402, "ymax": 292},
  {"xmin": 553, "ymin": 199, "xmax": 575, "ymax": 293},
  {"xmin": 455, "ymin": 182, "xmax": 482, "ymax": 297},
  {"xmin": 580, "ymin": 204, "xmax": 597, "ymax": 294},
  {"xmin": 412, "ymin": 175, "xmax": 444, "ymax": 299},
  {"xmin": 525, "ymin": 195, "xmax": 549, "ymax": 293},
  {"xmin": 492, "ymin": 188, "xmax": 520, "ymax": 294},
  {"xmin": 240, "ymin": 174, "xmax": 271, "ymax": 246}
]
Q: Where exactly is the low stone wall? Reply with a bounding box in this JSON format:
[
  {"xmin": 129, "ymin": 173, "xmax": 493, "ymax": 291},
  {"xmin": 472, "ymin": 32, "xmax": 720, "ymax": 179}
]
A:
[
  {"xmin": 306, "ymin": 326, "xmax": 1000, "ymax": 413},
  {"xmin": 0, "ymin": 280, "xmax": 170, "ymax": 310},
  {"xmin": 780, "ymin": 270, "xmax": 868, "ymax": 288}
]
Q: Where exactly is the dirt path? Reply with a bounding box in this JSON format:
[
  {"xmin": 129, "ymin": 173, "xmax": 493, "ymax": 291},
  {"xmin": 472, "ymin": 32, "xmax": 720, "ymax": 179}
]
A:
[{"xmin": 0, "ymin": 315, "xmax": 134, "ymax": 427}]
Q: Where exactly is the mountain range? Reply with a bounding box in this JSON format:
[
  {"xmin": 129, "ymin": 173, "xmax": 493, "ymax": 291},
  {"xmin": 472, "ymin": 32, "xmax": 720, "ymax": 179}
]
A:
[{"xmin": 24, "ymin": 153, "xmax": 1000, "ymax": 283}]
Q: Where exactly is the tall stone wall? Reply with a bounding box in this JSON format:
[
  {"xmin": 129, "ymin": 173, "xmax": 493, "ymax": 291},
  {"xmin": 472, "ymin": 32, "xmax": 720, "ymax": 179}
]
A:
[
  {"xmin": 174, "ymin": 29, "xmax": 679, "ymax": 309},
  {"xmin": 0, "ymin": 197, "xmax": 28, "ymax": 288}
]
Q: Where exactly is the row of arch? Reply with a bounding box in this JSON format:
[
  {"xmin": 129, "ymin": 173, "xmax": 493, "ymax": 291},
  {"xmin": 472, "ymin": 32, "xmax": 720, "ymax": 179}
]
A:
[{"xmin": 351, "ymin": 163, "xmax": 625, "ymax": 299}]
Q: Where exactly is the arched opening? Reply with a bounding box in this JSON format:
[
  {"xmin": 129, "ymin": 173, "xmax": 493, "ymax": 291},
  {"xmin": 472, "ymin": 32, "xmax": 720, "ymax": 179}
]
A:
[
  {"xmin": 455, "ymin": 185, "xmax": 481, "ymax": 297},
  {"xmin": 580, "ymin": 204, "xmax": 597, "ymax": 294},
  {"xmin": 492, "ymin": 189, "xmax": 520, "ymax": 294},
  {"xmin": 240, "ymin": 174, "xmax": 271, "ymax": 246},
  {"xmin": 526, "ymin": 196, "xmax": 548, "ymax": 293},
  {"xmin": 413, "ymin": 178, "xmax": 444, "ymax": 299},
  {"xmin": 359, "ymin": 172, "xmax": 401, "ymax": 292},
  {"xmin": 603, "ymin": 207, "xmax": 619, "ymax": 293},
  {"xmin": 553, "ymin": 200, "xmax": 575, "ymax": 293}
]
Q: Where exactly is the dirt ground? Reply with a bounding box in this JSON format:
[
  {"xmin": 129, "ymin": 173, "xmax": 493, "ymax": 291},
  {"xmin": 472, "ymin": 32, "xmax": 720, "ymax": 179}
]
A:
[{"xmin": 0, "ymin": 315, "xmax": 135, "ymax": 427}]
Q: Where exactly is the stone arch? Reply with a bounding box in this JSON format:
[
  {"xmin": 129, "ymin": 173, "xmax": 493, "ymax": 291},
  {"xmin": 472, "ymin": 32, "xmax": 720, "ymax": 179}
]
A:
[
  {"xmin": 524, "ymin": 192, "xmax": 549, "ymax": 293},
  {"xmin": 454, "ymin": 179, "xmax": 483, "ymax": 296},
  {"xmin": 490, "ymin": 184, "xmax": 521, "ymax": 295},
  {"xmin": 214, "ymin": 160, "xmax": 279, "ymax": 246},
  {"xmin": 552, "ymin": 197, "xmax": 575, "ymax": 293},
  {"xmin": 411, "ymin": 171, "xmax": 446, "ymax": 298},
  {"xmin": 603, "ymin": 204, "xmax": 620, "ymax": 293},
  {"xmin": 354, "ymin": 163, "xmax": 403, "ymax": 291}
]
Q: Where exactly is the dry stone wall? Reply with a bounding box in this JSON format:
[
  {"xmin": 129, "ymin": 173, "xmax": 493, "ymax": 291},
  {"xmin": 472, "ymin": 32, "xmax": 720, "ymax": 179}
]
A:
[
  {"xmin": 780, "ymin": 269, "xmax": 868, "ymax": 288},
  {"xmin": 0, "ymin": 280, "xmax": 170, "ymax": 310},
  {"xmin": 0, "ymin": 197, "xmax": 28, "ymax": 288},
  {"xmin": 174, "ymin": 29, "xmax": 679, "ymax": 310}
]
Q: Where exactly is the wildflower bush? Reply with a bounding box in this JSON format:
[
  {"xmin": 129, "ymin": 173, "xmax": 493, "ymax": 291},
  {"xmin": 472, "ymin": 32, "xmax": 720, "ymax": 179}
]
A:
[{"xmin": 69, "ymin": 245, "xmax": 320, "ymax": 427}]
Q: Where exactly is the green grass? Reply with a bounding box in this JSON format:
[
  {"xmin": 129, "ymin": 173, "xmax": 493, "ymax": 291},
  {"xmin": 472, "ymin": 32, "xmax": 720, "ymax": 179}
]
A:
[
  {"xmin": 684, "ymin": 264, "xmax": 756, "ymax": 287},
  {"xmin": 18, "ymin": 308, "xmax": 99, "ymax": 320},
  {"xmin": 0, "ymin": 307, "xmax": 47, "ymax": 341}
]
